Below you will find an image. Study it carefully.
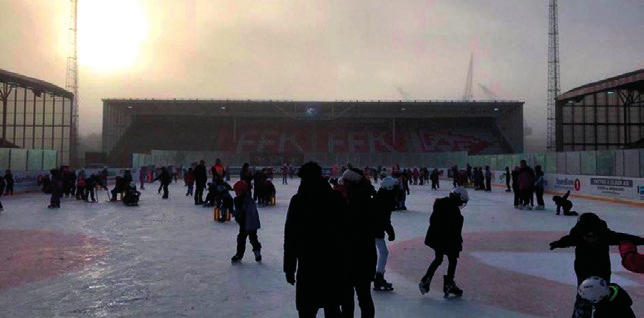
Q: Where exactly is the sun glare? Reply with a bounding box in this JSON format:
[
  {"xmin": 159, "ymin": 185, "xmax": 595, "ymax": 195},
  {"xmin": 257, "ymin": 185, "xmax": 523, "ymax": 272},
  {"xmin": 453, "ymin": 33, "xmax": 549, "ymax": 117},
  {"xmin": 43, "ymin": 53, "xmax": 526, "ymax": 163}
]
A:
[{"xmin": 77, "ymin": 0, "xmax": 148, "ymax": 72}]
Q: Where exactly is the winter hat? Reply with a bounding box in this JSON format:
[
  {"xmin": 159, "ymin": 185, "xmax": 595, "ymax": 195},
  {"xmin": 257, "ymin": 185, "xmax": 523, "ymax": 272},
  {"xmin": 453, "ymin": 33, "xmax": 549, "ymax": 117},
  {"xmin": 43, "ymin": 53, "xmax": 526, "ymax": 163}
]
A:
[
  {"xmin": 342, "ymin": 169, "xmax": 363, "ymax": 184},
  {"xmin": 577, "ymin": 212, "xmax": 606, "ymax": 236},
  {"xmin": 380, "ymin": 176, "xmax": 397, "ymax": 190},
  {"xmin": 297, "ymin": 161, "xmax": 322, "ymax": 179}
]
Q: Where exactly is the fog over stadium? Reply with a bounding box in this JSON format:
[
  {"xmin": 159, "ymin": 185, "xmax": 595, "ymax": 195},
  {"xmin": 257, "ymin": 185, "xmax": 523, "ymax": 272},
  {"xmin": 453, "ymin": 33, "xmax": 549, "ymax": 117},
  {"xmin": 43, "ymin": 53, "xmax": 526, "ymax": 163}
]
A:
[{"xmin": 0, "ymin": 0, "xmax": 642, "ymax": 153}]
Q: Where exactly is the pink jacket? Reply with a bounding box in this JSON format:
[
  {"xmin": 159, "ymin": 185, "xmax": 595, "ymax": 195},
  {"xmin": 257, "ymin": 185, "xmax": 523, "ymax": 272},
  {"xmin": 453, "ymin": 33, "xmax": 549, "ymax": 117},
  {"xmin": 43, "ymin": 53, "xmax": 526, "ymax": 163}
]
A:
[{"xmin": 619, "ymin": 240, "xmax": 644, "ymax": 273}]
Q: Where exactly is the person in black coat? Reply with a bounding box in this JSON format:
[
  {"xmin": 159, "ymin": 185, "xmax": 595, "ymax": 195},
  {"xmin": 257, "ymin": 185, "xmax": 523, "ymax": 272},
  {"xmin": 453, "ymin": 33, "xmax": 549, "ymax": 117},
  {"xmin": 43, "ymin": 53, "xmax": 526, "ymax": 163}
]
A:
[
  {"xmin": 372, "ymin": 177, "xmax": 397, "ymax": 291},
  {"xmin": 549, "ymin": 212, "xmax": 644, "ymax": 318},
  {"xmin": 193, "ymin": 160, "xmax": 208, "ymax": 205},
  {"xmin": 552, "ymin": 190, "xmax": 578, "ymax": 216},
  {"xmin": 339, "ymin": 168, "xmax": 377, "ymax": 318},
  {"xmin": 283, "ymin": 162, "xmax": 350, "ymax": 318},
  {"xmin": 153, "ymin": 166, "xmax": 172, "ymax": 199},
  {"xmin": 419, "ymin": 186, "xmax": 469, "ymax": 298},
  {"xmin": 3, "ymin": 169, "xmax": 14, "ymax": 196}
]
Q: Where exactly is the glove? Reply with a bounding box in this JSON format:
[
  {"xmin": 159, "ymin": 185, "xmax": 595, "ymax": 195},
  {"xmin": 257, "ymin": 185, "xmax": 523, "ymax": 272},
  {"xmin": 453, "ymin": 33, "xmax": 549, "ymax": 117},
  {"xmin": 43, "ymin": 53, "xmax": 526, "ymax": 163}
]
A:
[
  {"xmin": 285, "ymin": 272, "xmax": 295, "ymax": 285},
  {"xmin": 549, "ymin": 241, "xmax": 560, "ymax": 250}
]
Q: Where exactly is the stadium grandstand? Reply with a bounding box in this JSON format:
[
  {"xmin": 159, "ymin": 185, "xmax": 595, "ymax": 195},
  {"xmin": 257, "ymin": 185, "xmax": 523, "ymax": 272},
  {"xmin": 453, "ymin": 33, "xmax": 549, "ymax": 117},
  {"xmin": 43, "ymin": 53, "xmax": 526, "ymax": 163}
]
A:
[
  {"xmin": 0, "ymin": 68, "xmax": 77, "ymax": 167},
  {"xmin": 555, "ymin": 68, "xmax": 643, "ymax": 151},
  {"xmin": 102, "ymin": 99, "xmax": 524, "ymax": 168}
]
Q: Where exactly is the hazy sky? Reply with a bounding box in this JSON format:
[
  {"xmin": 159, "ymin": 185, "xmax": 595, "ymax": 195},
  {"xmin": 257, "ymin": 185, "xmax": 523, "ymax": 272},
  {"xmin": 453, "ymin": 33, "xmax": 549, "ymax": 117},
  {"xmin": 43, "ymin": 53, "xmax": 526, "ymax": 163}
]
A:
[{"xmin": 1, "ymin": 0, "xmax": 642, "ymax": 152}]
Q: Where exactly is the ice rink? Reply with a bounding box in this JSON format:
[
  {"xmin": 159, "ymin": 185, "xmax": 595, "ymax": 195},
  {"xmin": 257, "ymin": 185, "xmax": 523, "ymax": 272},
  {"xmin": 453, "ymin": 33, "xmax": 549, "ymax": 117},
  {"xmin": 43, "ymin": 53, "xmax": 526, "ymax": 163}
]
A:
[{"xmin": 0, "ymin": 179, "xmax": 642, "ymax": 317}]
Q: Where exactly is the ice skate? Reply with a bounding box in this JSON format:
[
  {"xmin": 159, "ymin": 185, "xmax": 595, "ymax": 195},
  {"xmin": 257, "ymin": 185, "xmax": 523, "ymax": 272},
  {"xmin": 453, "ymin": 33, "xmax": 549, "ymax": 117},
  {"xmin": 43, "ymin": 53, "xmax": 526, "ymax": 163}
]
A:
[
  {"xmin": 443, "ymin": 276, "xmax": 463, "ymax": 298},
  {"xmin": 253, "ymin": 250, "xmax": 262, "ymax": 262},
  {"xmin": 373, "ymin": 273, "xmax": 394, "ymax": 291},
  {"xmin": 231, "ymin": 255, "xmax": 243, "ymax": 263},
  {"xmin": 418, "ymin": 277, "xmax": 431, "ymax": 295}
]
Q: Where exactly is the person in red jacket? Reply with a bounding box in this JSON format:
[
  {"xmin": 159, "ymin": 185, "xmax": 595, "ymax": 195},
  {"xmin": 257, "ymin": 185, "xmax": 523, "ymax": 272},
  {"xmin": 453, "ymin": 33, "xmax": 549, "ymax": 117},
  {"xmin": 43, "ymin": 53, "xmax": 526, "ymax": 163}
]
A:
[{"xmin": 619, "ymin": 240, "xmax": 644, "ymax": 274}]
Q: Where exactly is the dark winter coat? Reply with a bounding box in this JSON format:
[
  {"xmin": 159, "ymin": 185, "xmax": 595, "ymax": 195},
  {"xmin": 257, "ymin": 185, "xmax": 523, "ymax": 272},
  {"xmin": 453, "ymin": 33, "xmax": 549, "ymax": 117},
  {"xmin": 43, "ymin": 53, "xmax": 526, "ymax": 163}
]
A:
[
  {"xmin": 593, "ymin": 283, "xmax": 635, "ymax": 318},
  {"xmin": 373, "ymin": 188, "xmax": 396, "ymax": 240},
  {"xmin": 193, "ymin": 164, "xmax": 208, "ymax": 186},
  {"xmin": 345, "ymin": 182, "xmax": 378, "ymax": 283},
  {"xmin": 233, "ymin": 193, "xmax": 260, "ymax": 231},
  {"xmin": 283, "ymin": 176, "xmax": 350, "ymax": 312},
  {"xmin": 550, "ymin": 216, "xmax": 644, "ymax": 284},
  {"xmin": 153, "ymin": 169, "xmax": 172, "ymax": 185},
  {"xmin": 424, "ymin": 196, "xmax": 464, "ymax": 255}
]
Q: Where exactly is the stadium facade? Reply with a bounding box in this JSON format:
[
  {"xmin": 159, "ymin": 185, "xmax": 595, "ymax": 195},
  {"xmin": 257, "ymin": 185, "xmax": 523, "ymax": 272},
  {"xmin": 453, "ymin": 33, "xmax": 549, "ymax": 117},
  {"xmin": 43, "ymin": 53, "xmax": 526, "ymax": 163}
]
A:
[
  {"xmin": 0, "ymin": 68, "xmax": 77, "ymax": 167},
  {"xmin": 555, "ymin": 69, "xmax": 643, "ymax": 151},
  {"xmin": 101, "ymin": 98, "xmax": 524, "ymax": 167}
]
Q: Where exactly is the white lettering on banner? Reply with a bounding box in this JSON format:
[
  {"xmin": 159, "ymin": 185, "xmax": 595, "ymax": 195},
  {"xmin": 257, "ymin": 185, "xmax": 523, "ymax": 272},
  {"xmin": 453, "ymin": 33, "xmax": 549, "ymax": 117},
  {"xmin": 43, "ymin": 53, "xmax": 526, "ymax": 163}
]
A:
[{"xmin": 590, "ymin": 178, "xmax": 633, "ymax": 187}]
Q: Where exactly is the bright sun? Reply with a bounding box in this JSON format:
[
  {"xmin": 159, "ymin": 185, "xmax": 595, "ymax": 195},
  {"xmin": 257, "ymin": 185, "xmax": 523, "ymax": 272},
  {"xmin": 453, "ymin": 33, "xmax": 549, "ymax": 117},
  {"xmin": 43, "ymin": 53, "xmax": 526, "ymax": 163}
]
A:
[{"xmin": 77, "ymin": 0, "xmax": 148, "ymax": 72}]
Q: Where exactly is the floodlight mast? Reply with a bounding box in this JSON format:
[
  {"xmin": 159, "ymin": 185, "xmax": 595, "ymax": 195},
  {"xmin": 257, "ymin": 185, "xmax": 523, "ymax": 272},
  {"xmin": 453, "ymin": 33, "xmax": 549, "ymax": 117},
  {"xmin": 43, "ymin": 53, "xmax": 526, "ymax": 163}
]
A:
[{"xmin": 547, "ymin": 0, "xmax": 560, "ymax": 152}]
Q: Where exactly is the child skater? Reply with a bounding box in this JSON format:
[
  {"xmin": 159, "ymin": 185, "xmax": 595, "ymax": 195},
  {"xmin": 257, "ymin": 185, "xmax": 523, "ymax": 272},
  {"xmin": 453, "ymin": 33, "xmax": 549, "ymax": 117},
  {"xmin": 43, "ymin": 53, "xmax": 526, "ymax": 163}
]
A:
[
  {"xmin": 230, "ymin": 180, "xmax": 262, "ymax": 263},
  {"xmin": 419, "ymin": 186, "xmax": 469, "ymax": 298},
  {"xmin": 552, "ymin": 190, "xmax": 578, "ymax": 216},
  {"xmin": 372, "ymin": 176, "xmax": 397, "ymax": 291},
  {"xmin": 549, "ymin": 212, "xmax": 644, "ymax": 318},
  {"xmin": 577, "ymin": 276, "xmax": 635, "ymax": 318}
]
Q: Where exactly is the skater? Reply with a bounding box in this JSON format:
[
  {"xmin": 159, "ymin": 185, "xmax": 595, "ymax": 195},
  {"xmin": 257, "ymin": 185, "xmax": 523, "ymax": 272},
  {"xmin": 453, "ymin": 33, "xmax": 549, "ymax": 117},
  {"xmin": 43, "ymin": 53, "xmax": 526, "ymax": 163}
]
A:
[
  {"xmin": 48, "ymin": 168, "xmax": 63, "ymax": 208},
  {"xmin": 3, "ymin": 169, "xmax": 14, "ymax": 195},
  {"xmin": 577, "ymin": 276, "xmax": 635, "ymax": 318},
  {"xmin": 230, "ymin": 180, "xmax": 262, "ymax": 263},
  {"xmin": 549, "ymin": 212, "xmax": 644, "ymax": 318},
  {"xmin": 212, "ymin": 174, "xmax": 233, "ymax": 221},
  {"xmin": 533, "ymin": 165, "xmax": 545, "ymax": 210},
  {"xmin": 419, "ymin": 186, "xmax": 469, "ymax": 298},
  {"xmin": 0, "ymin": 173, "xmax": 5, "ymax": 212},
  {"xmin": 210, "ymin": 157, "xmax": 226, "ymax": 183},
  {"xmin": 283, "ymin": 161, "xmax": 350, "ymax": 317},
  {"xmin": 184, "ymin": 167, "xmax": 194, "ymax": 196},
  {"xmin": 194, "ymin": 160, "xmax": 208, "ymax": 205},
  {"xmin": 619, "ymin": 240, "xmax": 644, "ymax": 273},
  {"xmin": 153, "ymin": 166, "xmax": 172, "ymax": 199},
  {"xmin": 484, "ymin": 166, "xmax": 492, "ymax": 191},
  {"xmin": 373, "ymin": 176, "xmax": 397, "ymax": 292},
  {"xmin": 138, "ymin": 166, "xmax": 147, "ymax": 190},
  {"xmin": 339, "ymin": 168, "xmax": 377, "ymax": 318},
  {"xmin": 553, "ymin": 190, "xmax": 579, "ymax": 216},
  {"xmin": 504, "ymin": 166, "xmax": 511, "ymax": 192}
]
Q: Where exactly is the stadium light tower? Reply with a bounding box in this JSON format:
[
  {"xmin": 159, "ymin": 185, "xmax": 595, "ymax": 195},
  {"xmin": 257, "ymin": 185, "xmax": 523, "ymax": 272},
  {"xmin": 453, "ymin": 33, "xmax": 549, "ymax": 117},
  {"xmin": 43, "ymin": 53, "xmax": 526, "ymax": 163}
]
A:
[
  {"xmin": 547, "ymin": 0, "xmax": 560, "ymax": 152},
  {"xmin": 66, "ymin": 0, "xmax": 80, "ymax": 166}
]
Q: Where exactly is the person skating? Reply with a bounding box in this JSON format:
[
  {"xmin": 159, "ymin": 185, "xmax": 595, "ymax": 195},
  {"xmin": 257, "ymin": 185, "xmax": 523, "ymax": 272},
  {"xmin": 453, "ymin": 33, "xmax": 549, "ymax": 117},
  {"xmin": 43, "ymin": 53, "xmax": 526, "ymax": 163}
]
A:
[
  {"xmin": 619, "ymin": 240, "xmax": 644, "ymax": 273},
  {"xmin": 230, "ymin": 180, "xmax": 262, "ymax": 263},
  {"xmin": 372, "ymin": 176, "xmax": 397, "ymax": 292},
  {"xmin": 193, "ymin": 160, "xmax": 208, "ymax": 205},
  {"xmin": 549, "ymin": 212, "xmax": 644, "ymax": 318},
  {"xmin": 153, "ymin": 166, "xmax": 172, "ymax": 199},
  {"xmin": 339, "ymin": 168, "xmax": 377, "ymax": 317},
  {"xmin": 283, "ymin": 161, "xmax": 350, "ymax": 317},
  {"xmin": 3, "ymin": 169, "xmax": 14, "ymax": 196},
  {"xmin": 48, "ymin": 168, "xmax": 63, "ymax": 208},
  {"xmin": 419, "ymin": 186, "xmax": 469, "ymax": 298},
  {"xmin": 577, "ymin": 276, "xmax": 635, "ymax": 318},
  {"xmin": 0, "ymin": 173, "xmax": 5, "ymax": 212}
]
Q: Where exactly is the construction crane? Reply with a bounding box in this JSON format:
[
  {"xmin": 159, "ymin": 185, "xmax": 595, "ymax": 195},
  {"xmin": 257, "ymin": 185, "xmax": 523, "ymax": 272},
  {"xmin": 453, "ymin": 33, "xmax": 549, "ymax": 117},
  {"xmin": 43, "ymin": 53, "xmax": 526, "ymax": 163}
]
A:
[
  {"xmin": 395, "ymin": 86, "xmax": 413, "ymax": 101},
  {"xmin": 462, "ymin": 52, "xmax": 474, "ymax": 101},
  {"xmin": 478, "ymin": 83, "xmax": 498, "ymax": 100}
]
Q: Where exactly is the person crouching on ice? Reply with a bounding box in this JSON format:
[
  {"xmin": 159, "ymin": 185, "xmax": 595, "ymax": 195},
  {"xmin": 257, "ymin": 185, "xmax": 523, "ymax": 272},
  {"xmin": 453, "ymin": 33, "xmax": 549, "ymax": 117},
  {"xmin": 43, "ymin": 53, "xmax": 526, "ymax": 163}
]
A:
[{"xmin": 230, "ymin": 181, "xmax": 262, "ymax": 263}]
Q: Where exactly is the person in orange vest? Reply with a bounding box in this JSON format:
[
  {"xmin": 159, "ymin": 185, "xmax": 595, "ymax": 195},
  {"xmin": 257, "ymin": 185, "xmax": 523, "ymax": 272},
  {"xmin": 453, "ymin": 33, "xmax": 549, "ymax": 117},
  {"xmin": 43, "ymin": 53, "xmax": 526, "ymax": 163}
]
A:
[{"xmin": 210, "ymin": 158, "xmax": 226, "ymax": 183}]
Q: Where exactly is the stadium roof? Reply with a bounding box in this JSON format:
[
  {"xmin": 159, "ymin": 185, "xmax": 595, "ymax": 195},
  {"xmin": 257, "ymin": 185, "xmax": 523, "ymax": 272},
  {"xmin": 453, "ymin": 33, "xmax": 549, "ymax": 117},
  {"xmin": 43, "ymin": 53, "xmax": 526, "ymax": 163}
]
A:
[
  {"xmin": 0, "ymin": 68, "xmax": 73, "ymax": 99},
  {"xmin": 557, "ymin": 69, "xmax": 643, "ymax": 102},
  {"xmin": 102, "ymin": 98, "xmax": 523, "ymax": 120}
]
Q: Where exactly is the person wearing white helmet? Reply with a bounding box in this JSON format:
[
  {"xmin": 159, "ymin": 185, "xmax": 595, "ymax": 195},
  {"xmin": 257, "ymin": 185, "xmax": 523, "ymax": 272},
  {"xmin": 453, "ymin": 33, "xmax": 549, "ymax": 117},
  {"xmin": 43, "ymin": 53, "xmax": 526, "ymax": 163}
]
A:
[
  {"xmin": 577, "ymin": 276, "xmax": 635, "ymax": 317},
  {"xmin": 418, "ymin": 186, "xmax": 469, "ymax": 298}
]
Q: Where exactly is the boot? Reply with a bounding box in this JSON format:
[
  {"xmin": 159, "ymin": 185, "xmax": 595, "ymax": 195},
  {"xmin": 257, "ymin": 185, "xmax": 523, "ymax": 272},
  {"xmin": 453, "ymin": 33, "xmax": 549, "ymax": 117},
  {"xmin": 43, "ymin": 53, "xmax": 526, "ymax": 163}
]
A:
[
  {"xmin": 231, "ymin": 254, "xmax": 243, "ymax": 263},
  {"xmin": 418, "ymin": 276, "xmax": 432, "ymax": 295},
  {"xmin": 373, "ymin": 272, "xmax": 393, "ymax": 291},
  {"xmin": 443, "ymin": 275, "xmax": 463, "ymax": 298},
  {"xmin": 253, "ymin": 250, "xmax": 262, "ymax": 262}
]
